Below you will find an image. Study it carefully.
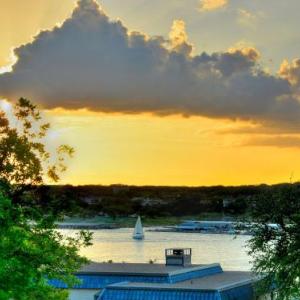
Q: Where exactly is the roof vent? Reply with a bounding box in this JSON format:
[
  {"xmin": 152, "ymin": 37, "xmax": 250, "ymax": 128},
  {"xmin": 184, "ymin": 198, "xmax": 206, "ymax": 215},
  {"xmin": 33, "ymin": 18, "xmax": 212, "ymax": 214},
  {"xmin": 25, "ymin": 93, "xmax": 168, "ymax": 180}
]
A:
[{"xmin": 165, "ymin": 248, "xmax": 192, "ymax": 266}]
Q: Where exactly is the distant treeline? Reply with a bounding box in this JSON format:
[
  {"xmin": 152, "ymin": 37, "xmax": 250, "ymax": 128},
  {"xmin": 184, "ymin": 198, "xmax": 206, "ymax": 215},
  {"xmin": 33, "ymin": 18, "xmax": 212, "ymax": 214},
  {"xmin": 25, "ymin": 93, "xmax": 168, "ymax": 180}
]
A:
[{"xmin": 28, "ymin": 182, "xmax": 299, "ymax": 218}]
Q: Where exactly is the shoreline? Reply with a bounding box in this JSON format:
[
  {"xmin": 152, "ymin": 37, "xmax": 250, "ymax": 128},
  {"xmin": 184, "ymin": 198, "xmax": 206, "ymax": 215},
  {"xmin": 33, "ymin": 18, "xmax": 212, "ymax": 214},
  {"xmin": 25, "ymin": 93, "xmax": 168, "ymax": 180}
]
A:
[
  {"xmin": 58, "ymin": 213, "xmax": 243, "ymax": 228},
  {"xmin": 57, "ymin": 214, "xmax": 249, "ymax": 234}
]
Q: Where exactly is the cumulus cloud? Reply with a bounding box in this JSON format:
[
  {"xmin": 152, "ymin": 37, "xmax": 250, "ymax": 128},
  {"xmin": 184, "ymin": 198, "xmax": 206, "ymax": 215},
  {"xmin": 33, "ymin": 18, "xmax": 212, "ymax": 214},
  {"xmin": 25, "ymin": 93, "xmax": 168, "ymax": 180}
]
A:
[
  {"xmin": 279, "ymin": 59, "xmax": 300, "ymax": 86},
  {"xmin": 169, "ymin": 20, "xmax": 193, "ymax": 56},
  {"xmin": 0, "ymin": 0, "xmax": 300, "ymax": 128},
  {"xmin": 199, "ymin": 0, "xmax": 228, "ymax": 12}
]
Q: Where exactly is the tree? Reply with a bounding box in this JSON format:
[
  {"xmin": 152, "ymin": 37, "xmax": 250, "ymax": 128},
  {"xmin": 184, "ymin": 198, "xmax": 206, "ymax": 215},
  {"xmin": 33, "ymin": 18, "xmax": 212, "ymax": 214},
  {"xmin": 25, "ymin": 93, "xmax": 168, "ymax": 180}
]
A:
[
  {"xmin": 0, "ymin": 98, "xmax": 92, "ymax": 300},
  {"xmin": 248, "ymin": 183, "xmax": 300, "ymax": 300},
  {"xmin": 0, "ymin": 98, "xmax": 73, "ymax": 200}
]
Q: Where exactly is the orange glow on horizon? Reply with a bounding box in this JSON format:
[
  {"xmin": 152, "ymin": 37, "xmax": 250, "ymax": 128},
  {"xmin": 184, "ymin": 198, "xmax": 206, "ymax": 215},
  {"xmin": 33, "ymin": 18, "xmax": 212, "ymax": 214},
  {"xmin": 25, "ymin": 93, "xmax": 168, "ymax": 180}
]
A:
[{"xmin": 43, "ymin": 112, "xmax": 300, "ymax": 186}]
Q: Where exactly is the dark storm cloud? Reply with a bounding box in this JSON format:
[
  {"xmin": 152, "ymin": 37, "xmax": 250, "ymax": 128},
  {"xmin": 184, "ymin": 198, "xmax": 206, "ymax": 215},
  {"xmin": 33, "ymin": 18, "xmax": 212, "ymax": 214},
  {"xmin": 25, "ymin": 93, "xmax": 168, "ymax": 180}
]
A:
[{"xmin": 0, "ymin": 0, "xmax": 299, "ymax": 126}]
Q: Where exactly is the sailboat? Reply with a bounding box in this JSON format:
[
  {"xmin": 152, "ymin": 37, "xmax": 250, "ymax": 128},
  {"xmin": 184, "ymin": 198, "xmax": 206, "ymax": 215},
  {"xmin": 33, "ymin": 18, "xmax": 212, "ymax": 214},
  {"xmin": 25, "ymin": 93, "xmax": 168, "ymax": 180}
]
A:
[{"xmin": 133, "ymin": 216, "xmax": 144, "ymax": 240}]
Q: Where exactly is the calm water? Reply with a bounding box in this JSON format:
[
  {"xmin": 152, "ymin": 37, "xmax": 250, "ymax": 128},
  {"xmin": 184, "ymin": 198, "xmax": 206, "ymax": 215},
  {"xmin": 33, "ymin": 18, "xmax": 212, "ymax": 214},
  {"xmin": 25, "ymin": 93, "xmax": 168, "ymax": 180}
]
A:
[{"xmin": 67, "ymin": 228, "xmax": 252, "ymax": 271}]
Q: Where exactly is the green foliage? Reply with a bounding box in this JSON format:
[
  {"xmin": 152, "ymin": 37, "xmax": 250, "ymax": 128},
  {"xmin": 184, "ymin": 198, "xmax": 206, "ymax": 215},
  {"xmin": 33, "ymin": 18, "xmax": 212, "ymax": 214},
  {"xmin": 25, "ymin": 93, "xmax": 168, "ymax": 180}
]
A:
[
  {"xmin": 41, "ymin": 184, "xmax": 262, "ymax": 218},
  {"xmin": 248, "ymin": 184, "xmax": 300, "ymax": 300},
  {"xmin": 0, "ymin": 193, "xmax": 92, "ymax": 300},
  {"xmin": 0, "ymin": 194, "xmax": 91, "ymax": 300},
  {"xmin": 0, "ymin": 98, "xmax": 92, "ymax": 299},
  {"xmin": 0, "ymin": 98, "xmax": 73, "ymax": 188}
]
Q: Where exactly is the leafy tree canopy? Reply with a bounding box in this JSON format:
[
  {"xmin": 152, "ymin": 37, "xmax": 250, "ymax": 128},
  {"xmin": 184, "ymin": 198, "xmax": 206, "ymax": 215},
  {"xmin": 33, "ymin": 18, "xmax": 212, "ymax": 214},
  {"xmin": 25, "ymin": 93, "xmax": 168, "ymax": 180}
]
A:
[
  {"xmin": 0, "ymin": 98, "xmax": 92, "ymax": 300},
  {"xmin": 249, "ymin": 184, "xmax": 300, "ymax": 300}
]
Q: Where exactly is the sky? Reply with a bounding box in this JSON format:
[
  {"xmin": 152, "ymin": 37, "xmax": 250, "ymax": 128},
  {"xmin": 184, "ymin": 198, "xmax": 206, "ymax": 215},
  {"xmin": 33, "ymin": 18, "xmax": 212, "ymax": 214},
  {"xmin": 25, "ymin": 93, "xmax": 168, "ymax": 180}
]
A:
[{"xmin": 1, "ymin": 0, "xmax": 300, "ymax": 186}]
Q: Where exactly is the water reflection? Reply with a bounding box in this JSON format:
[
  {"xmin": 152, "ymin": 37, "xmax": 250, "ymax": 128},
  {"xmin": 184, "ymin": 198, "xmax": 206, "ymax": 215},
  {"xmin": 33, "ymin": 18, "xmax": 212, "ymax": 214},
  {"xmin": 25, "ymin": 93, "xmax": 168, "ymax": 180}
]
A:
[{"xmin": 66, "ymin": 228, "xmax": 251, "ymax": 271}]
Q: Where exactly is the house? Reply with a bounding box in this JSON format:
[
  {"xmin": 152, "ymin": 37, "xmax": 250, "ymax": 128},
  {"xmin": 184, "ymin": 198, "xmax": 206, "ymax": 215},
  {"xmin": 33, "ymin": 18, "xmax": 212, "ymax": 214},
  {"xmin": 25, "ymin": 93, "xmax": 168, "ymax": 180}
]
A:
[{"xmin": 50, "ymin": 248, "xmax": 273, "ymax": 300}]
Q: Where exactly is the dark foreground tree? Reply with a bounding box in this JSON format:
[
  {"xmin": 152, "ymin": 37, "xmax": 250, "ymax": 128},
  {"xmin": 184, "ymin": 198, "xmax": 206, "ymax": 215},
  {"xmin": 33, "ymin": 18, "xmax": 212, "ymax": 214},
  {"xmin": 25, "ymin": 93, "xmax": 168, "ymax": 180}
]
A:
[
  {"xmin": 0, "ymin": 99, "xmax": 92, "ymax": 300},
  {"xmin": 248, "ymin": 183, "xmax": 300, "ymax": 300}
]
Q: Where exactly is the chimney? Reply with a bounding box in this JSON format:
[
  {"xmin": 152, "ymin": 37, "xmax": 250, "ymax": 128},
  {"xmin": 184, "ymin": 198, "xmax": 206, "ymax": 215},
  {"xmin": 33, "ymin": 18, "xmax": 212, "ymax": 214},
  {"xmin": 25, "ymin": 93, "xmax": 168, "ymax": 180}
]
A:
[{"xmin": 165, "ymin": 248, "xmax": 192, "ymax": 266}]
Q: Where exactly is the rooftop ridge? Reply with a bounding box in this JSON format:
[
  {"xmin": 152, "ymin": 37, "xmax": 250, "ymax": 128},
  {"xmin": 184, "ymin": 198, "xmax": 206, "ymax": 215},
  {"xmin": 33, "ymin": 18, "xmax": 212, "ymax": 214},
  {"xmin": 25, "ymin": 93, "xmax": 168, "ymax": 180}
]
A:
[
  {"xmin": 97, "ymin": 270, "xmax": 255, "ymax": 292},
  {"xmin": 217, "ymin": 277, "xmax": 256, "ymax": 291},
  {"xmin": 76, "ymin": 262, "xmax": 208, "ymax": 276},
  {"xmin": 103, "ymin": 283, "xmax": 219, "ymax": 293},
  {"xmin": 169, "ymin": 263, "xmax": 222, "ymax": 276}
]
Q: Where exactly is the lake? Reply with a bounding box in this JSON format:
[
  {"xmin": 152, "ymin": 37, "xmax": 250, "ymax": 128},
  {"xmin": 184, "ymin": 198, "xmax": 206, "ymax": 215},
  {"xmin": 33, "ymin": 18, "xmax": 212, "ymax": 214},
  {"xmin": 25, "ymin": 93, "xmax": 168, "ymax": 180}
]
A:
[{"xmin": 67, "ymin": 228, "xmax": 252, "ymax": 271}]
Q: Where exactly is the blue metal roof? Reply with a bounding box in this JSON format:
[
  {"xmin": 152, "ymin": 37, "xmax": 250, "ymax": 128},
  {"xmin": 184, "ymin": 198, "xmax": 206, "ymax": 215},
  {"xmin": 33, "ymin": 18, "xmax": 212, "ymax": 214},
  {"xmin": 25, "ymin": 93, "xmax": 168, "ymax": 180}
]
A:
[
  {"xmin": 49, "ymin": 274, "xmax": 169, "ymax": 289},
  {"xmin": 49, "ymin": 262, "xmax": 258, "ymax": 300},
  {"xmin": 50, "ymin": 264, "xmax": 223, "ymax": 289},
  {"xmin": 97, "ymin": 284, "xmax": 255, "ymax": 300},
  {"xmin": 98, "ymin": 287, "xmax": 221, "ymax": 300},
  {"xmin": 170, "ymin": 265, "xmax": 222, "ymax": 283},
  {"xmin": 220, "ymin": 283, "xmax": 254, "ymax": 300}
]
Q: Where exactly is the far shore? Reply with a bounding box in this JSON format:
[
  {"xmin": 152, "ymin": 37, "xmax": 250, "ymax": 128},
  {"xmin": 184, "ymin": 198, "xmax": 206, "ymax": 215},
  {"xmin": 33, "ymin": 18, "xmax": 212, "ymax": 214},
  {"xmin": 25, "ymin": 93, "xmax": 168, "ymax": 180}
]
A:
[{"xmin": 57, "ymin": 213, "xmax": 245, "ymax": 229}]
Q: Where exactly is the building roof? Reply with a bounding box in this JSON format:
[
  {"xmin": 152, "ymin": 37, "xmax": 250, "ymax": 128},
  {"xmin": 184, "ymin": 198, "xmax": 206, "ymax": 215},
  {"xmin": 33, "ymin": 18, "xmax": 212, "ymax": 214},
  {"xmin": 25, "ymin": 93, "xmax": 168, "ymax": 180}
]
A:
[
  {"xmin": 50, "ymin": 260, "xmax": 260, "ymax": 300},
  {"xmin": 97, "ymin": 271, "xmax": 257, "ymax": 300},
  {"xmin": 111, "ymin": 271, "xmax": 255, "ymax": 291},
  {"xmin": 50, "ymin": 262, "xmax": 224, "ymax": 289},
  {"xmin": 98, "ymin": 284, "xmax": 255, "ymax": 300},
  {"xmin": 77, "ymin": 262, "xmax": 208, "ymax": 276}
]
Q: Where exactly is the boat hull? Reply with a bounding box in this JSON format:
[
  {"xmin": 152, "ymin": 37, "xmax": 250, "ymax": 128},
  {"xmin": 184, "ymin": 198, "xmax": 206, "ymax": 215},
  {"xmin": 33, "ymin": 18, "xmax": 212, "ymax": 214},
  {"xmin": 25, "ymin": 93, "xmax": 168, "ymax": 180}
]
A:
[{"xmin": 133, "ymin": 234, "xmax": 144, "ymax": 240}]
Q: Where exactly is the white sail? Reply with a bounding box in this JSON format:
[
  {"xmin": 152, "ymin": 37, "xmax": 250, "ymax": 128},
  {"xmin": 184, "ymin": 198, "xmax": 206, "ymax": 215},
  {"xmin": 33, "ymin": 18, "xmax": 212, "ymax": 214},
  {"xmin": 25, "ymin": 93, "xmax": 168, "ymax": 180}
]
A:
[{"xmin": 133, "ymin": 216, "xmax": 144, "ymax": 240}]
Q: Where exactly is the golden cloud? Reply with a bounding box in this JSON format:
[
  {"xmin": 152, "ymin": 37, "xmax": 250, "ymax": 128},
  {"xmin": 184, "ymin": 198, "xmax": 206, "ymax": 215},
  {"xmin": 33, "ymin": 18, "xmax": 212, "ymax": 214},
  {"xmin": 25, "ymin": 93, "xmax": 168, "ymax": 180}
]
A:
[
  {"xmin": 279, "ymin": 59, "xmax": 300, "ymax": 86},
  {"xmin": 169, "ymin": 20, "xmax": 193, "ymax": 56},
  {"xmin": 228, "ymin": 46, "xmax": 260, "ymax": 61},
  {"xmin": 199, "ymin": 0, "xmax": 227, "ymax": 12}
]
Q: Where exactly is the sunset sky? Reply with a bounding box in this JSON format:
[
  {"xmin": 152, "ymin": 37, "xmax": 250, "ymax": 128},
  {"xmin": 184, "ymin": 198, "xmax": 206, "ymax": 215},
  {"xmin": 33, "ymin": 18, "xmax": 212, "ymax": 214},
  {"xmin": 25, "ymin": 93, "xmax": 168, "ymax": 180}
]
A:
[{"xmin": 1, "ymin": 0, "xmax": 300, "ymax": 186}]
